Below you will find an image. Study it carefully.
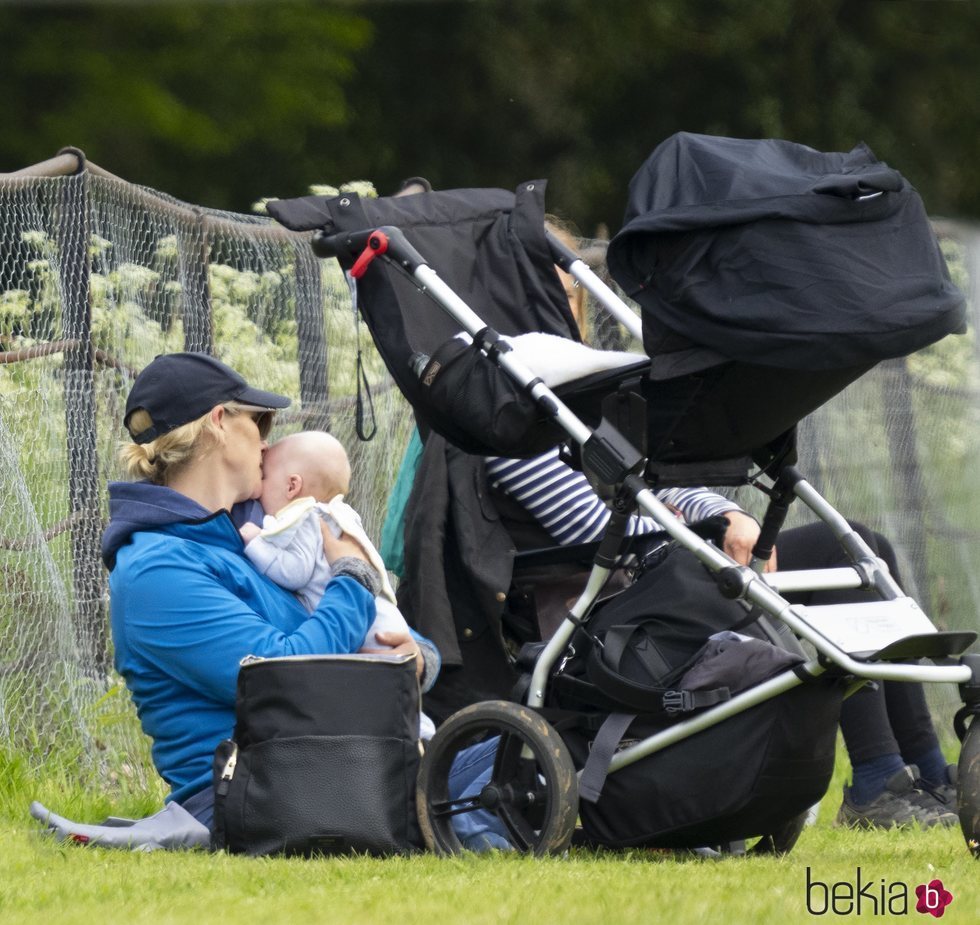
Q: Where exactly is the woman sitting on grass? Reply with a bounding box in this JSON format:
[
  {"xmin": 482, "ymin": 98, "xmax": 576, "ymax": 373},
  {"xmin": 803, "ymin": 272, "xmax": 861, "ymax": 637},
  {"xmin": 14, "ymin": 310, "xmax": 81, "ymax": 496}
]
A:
[{"xmin": 102, "ymin": 352, "xmax": 433, "ymax": 830}]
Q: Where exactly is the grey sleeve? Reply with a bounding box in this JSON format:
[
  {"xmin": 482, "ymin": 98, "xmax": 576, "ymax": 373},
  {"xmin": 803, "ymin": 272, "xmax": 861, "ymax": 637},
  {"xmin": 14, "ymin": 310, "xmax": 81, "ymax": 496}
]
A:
[{"xmin": 330, "ymin": 557, "xmax": 383, "ymax": 598}]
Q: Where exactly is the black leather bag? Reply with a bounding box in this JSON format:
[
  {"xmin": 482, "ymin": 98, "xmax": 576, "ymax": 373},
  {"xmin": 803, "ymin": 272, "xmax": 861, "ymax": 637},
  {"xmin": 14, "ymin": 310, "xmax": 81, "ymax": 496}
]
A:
[{"xmin": 211, "ymin": 653, "xmax": 424, "ymax": 857}]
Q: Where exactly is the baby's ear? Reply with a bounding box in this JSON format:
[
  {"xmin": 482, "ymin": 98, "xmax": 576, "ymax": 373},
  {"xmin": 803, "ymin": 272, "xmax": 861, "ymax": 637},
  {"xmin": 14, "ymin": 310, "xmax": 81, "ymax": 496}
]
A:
[{"xmin": 285, "ymin": 473, "xmax": 304, "ymax": 499}]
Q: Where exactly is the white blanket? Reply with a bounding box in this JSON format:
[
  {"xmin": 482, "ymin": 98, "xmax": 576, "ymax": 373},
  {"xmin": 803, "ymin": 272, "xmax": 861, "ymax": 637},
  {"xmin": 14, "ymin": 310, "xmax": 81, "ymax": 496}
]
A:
[{"xmin": 504, "ymin": 332, "xmax": 645, "ymax": 387}]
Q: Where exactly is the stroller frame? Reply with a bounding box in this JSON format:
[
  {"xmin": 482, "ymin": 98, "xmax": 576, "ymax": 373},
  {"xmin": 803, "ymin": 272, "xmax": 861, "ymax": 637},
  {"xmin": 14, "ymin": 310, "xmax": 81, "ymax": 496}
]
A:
[{"xmin": 314, "ymin": 222, "xmax": 980, "ymax": 857}]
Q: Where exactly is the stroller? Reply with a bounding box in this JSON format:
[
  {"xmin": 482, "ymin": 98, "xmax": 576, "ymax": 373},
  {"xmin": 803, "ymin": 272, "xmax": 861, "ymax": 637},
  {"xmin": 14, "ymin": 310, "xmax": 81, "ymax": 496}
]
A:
[{"xmin": 267, "ymin": 134, "xmax": 980, "ymax": 858}]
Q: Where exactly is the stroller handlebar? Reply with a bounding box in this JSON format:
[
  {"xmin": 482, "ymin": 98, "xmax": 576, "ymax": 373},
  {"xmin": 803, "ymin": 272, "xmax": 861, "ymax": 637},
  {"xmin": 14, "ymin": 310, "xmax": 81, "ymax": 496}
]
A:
[
  {"xmin": 311, "ymin": 228, "xmax": 373, "ymax": 260},
  {"xmin": 545, "ymin": 229, "xmax": 579, "ymax": 272},
  {"xmin": 311, "ymin": 226, "xmax": 428, "ymax": 278}
]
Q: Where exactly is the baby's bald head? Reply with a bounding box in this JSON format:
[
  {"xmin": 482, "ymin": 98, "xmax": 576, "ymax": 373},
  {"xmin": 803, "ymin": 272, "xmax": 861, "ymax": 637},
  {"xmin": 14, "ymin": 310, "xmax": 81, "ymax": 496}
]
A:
[{"xmin": 259, "ymin": 430, "xmax": 351, "ymax": 514}]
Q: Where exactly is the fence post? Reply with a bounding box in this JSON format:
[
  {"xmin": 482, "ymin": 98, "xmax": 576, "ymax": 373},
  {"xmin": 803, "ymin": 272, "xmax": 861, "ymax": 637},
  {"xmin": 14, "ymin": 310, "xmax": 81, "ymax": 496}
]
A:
[
  {"xmin": 180, "ymin": 209, "xmax": 214, "ymax": 353},
  {"xmin": 294, "ymin": 244, "xmax": 330, "ymax": 430},
  {"xmin": 56, "ymin": 160, "xmax": 108, "ymax": 671}
]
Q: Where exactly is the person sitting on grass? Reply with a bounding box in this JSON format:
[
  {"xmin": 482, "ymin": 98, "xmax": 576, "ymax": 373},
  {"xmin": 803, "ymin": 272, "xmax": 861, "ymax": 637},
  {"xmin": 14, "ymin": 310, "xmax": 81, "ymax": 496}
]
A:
[
  {"xmin": 34, "ymin": 353, "xmax": 499, "ymax": 852},
  {"xmin": 100, "ymin": 353, "xmax": 417, "ymax": 831}
]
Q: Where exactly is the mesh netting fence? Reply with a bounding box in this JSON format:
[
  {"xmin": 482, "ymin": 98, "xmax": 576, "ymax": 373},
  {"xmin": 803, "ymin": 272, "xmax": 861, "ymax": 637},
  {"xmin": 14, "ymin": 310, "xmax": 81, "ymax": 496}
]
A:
[
  {"xmin": 0, "ymin": 156, "xmax": 977, "ymax": 798},
  {"xmin": 0, "ymin": 159, "xmax": 412, "ymax": 794}
]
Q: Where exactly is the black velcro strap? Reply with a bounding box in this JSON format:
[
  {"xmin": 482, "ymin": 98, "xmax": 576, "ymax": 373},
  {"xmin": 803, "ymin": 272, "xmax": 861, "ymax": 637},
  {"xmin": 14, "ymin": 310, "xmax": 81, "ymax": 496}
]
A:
[
  {"xmin": 473, "ymin": 326, "xmax": 512, "ymax": 362},
  {"xmin": 601, "ymin": 625, "xmax": 673, "ymax": 684}
]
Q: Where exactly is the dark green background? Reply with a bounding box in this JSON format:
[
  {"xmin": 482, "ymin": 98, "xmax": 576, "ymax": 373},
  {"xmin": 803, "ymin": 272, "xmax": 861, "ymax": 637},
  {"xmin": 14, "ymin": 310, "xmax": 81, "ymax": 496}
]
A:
[{"xmin": 2, "ymin": 0, "xmax": 978, "ymax": 233}]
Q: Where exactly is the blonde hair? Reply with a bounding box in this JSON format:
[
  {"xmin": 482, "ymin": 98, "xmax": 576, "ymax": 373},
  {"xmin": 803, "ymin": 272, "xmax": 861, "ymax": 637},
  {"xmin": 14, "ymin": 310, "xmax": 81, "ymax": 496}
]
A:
[
  {"xmin": 545, "ymin": 215, "xmax": 588, "ymax": 342},
  {"xmin": 118, "ymin": 402, "xmax": 254, "ymax": 485}
]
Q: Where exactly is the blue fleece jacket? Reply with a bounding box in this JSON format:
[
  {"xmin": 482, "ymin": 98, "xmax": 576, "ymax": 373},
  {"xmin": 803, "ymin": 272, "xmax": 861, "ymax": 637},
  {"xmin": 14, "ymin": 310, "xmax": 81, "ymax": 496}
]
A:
[{"xmin": 103, "ymin": 481, "xmax": 378, "ymax": 804}]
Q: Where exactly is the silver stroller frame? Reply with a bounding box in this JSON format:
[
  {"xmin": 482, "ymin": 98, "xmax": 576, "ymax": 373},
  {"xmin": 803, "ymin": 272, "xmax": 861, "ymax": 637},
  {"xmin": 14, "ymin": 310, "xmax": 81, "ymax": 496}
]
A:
[{"xmin": 314, "ymin": 224, "xmax": 980, "ymax": 858}]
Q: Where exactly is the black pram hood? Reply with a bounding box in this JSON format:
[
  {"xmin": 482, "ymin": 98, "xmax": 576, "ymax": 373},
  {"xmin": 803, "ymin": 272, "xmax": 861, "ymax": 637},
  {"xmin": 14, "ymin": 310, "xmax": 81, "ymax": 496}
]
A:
[{"xmin": 607, "ymin": 133, "xmax": 966, "ymax": 370}]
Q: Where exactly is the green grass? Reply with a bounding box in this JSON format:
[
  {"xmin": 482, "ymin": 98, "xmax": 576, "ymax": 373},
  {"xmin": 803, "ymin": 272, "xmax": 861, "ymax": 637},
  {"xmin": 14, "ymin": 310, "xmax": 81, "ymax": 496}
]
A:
[
  {"xmin": 1, "ymin": 818, "xmax": 975, "ymax": 924},
  {"xmin": 2, "ymin": 744, "xmax": 977, "ymax": 925}
]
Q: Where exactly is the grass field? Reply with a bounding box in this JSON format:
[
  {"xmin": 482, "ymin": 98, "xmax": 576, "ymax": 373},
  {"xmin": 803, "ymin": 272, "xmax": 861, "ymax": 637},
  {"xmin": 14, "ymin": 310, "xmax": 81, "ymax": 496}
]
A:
[
  {"xmin": 2, "ymin": 747, "xmax": 976, "ymax": 924},
  {"xmin": 2, "ymin": 818, "xmax": 975, "ymax": 924}
]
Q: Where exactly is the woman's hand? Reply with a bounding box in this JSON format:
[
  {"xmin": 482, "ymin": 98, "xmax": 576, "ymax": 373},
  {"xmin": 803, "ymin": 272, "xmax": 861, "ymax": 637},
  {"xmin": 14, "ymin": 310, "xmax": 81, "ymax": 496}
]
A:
[
  {"xmin": 722, "ymin": 510, "xmax": 776, "ymax": 571},
  {"xmin": 320, "ymin": 519, "xmax": 370, "ymax": 565},
  {"xmin": 361, "ymin": 629, "xmax": 425, "ymax": 680}
]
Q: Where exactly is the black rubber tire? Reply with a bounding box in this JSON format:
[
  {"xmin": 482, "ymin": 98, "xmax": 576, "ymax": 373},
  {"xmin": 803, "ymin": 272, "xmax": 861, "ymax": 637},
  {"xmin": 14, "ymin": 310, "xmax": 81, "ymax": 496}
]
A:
[
  {"xmin": 747, "ymin": 809, "xmax": 809, "ymax": 855},
  {"xmin": 417, "ymin": 700, "xmax": 578, "ymax": 856},
  {"xmin": 717, "ymin": 810, "xmax": 809, "ymax": 857},
  {"xmin": 957, "ymin": 712, "xmax": 980, "ymax": 859}
]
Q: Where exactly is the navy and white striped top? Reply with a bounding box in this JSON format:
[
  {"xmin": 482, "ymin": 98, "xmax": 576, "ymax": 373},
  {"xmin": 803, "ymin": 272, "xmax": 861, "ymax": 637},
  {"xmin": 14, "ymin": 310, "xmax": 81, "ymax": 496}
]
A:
[{"xmin": 484, "ymin": 447, "xmax": 743, "ymax": 546}]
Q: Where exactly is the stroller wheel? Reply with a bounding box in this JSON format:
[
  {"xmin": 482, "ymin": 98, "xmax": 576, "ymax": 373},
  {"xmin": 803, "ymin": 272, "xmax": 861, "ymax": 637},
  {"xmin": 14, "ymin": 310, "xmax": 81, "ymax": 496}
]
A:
[
  {"xmin": 749, "ymin": 810, "xmax": 808, "ymax": 855},
  {"xmin": 717, "ymin": 810, "xmax": 808, "ymax": 856},
  {"xmin": 417, "ymin": 700, "xmax": 578, "ymax": 856},
  {"xmin": 957, "ymin": 713, "xmax": 980, "ymax": 859}
]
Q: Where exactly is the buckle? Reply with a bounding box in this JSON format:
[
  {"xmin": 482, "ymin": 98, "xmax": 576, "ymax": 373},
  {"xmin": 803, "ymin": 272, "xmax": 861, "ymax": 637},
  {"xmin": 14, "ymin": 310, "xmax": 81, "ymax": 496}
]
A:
[
  {"xmin": 662, "ymin": 690, "xmax": 694, "ymax": 714},
  {"xmin": 556, "ymin": 644, "xmax": 576, "ymax": 676}
]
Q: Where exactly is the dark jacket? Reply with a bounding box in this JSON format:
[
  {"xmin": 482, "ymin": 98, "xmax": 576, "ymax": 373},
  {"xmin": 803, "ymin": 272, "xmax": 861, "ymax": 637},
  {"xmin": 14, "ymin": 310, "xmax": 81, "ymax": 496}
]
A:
[{"xmin": 397, "ymin": 435, "xmax": 518, "ymax": 723}]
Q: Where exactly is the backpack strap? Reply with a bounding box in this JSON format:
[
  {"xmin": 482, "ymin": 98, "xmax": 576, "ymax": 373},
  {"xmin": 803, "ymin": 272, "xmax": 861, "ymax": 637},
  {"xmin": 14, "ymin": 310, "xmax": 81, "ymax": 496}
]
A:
[
  {"xmin": 578, "ymin": 712, "xmax": 636, "ymax": 803},
  {"xmin": 600, "ymin": 624, "xmax": 673, "ymax": 682},
  {"xmin": 586, "ymin": 627, "xmax": 732, "ymax": 714}
]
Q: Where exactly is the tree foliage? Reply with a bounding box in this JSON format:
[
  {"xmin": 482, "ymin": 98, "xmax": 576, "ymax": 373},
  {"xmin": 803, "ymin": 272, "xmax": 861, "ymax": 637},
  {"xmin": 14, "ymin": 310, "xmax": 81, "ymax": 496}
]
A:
[
  {"xmin": 0, "ymin": 2, "xmax": 371, "ymax": 206},
  {"xmin": 1, "ymin": 0, "xmax": 979, "ymax": 232},
  {"xmin": 334, "ymin": 0, "xmax": 980, "ymax": 232}
]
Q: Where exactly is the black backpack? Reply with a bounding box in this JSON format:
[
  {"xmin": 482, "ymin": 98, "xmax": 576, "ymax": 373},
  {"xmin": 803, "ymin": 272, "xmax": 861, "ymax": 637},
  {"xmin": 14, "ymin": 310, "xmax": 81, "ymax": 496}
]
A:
[
  {"xmin": 549, "ymin": 543, "xmax": 803, "ymax": 718},
  {"xmin": 532, "ymin": 544, "xmax": 842, "ymax": 847},
  {"xmin": 212, "ymin": 654, "xmax": 424, "ymax": 857}
]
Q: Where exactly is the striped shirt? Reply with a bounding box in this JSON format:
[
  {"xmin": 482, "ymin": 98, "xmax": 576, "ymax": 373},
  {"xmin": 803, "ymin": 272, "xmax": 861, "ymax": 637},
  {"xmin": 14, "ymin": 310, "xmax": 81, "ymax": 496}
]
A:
[{"xmin": 484, "ymin": 447, "xmax": 743, "ymax": 546}]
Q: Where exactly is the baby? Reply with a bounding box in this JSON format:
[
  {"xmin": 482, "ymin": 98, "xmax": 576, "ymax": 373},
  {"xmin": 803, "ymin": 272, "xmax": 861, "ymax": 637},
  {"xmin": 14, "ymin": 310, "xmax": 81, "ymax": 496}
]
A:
[{"xmin": 240, "ymin": 430, "xmax": 435, "ymax": 739}]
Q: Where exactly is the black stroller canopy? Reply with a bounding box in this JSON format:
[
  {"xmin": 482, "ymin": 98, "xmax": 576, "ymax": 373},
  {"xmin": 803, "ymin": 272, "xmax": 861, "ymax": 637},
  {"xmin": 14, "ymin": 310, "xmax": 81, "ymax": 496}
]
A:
[{"xmin": 607, "ymin": 133, "xmax": 966, "ymax": 370}]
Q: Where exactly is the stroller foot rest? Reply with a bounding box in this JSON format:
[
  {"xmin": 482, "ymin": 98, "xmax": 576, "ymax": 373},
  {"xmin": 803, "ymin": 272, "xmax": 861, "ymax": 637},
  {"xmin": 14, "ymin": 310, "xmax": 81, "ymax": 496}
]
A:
[
  {"xmin": 795, "ymin": 597, "xmax": 941, "ymax": 658},
  {"xmin": 866, "ymin": 631, "xmax": 978, "ymax": 662}
]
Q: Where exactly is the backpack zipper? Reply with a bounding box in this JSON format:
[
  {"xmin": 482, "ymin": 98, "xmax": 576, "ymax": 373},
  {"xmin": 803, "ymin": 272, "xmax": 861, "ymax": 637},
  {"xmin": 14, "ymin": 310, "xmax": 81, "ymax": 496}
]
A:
[{"xmin": 216, "ymin": 742, "xmax": 238, "ymax": 796}]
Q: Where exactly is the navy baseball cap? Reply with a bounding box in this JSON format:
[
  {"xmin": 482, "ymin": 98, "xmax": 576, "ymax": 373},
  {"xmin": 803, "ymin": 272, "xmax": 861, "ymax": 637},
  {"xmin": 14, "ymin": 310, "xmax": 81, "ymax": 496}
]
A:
[{"xmin": 124, "ymin": 352, "xmax": 291, "ymax": 444}]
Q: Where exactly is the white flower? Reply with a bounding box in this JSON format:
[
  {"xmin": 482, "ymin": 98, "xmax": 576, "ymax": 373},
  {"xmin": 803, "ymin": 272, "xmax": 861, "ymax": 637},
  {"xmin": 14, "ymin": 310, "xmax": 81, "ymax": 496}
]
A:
[
  {"xmin": 339, "ymin": 180, "xmax": 378, "ymax": 199},
  {"xmin": 20, "ymin": 230, "xmax": 51, "ymax": 250},
  {"xmin": 89, "ymin": 234, "xmax": 113, "ymax": 257},
  {"xmin": 251, "ymin": 198, "xmax": 278, "ymax": 215},
  {"xmin": 154, "ymin": 235, "xmax": 179, "ymax": 261}
]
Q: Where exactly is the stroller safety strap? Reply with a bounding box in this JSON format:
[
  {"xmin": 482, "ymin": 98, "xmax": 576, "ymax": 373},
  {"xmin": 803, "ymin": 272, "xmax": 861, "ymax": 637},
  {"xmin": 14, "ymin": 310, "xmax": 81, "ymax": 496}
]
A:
[
  {"xmin": 578, "ymin": 713, "xmax": 635, "ymax": 803},
  {"xmin": 574, "ymin": 692, "xmax": 735, "ymax": 804}
]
